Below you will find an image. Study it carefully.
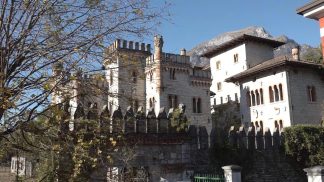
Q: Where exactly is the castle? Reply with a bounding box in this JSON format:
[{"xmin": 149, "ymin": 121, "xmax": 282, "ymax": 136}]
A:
[
  {"xmin": 52, "ymin": 28, "xmax": 324, "ymax": 137},
  {"xmin": 52, "ymin": 35, "xmax": 213, "ymax": 135},
  {"xmin": 47, "ymin": 24, "xmax": 324, "ymax": 182}
]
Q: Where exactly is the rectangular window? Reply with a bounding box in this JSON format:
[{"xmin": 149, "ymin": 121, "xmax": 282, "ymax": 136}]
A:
[
  {"xmin": 235, "ymin": 93, "xmax": 238, "ymax": 102},
  {"xmin": 216, "ymin": 61, "xmax": 221, "ymax": 70},
  {"xmin": 307, "ymin": 86, "xmax": 316, "ymax": 102},
  {"xmin": 217, "ymin": 82, "xmax": 222, "ymax": 91},
  {"xmin": 213, "ymin": 98, "xmax": 216, "ymax": 105},
  {"xmin": 234, "ymin": 53, "xmax": 239, "ymax": 63},
  {"xmin": 220, "ymin": 97, "xmax": 223, "ymax": 104},
  {"xmin": 227, "ymin": 95, "xmax": 230, "ymax": 102}
]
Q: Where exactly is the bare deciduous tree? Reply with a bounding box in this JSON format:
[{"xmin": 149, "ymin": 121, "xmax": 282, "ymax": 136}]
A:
[{"xmin": 0, "ymin": 0, "xmax": 168, "ymax": 137}]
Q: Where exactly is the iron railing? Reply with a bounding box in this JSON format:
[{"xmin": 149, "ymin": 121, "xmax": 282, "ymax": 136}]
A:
[{"xmin": 194, "ymin": 173, "xmax": 225, "ymax": 182}]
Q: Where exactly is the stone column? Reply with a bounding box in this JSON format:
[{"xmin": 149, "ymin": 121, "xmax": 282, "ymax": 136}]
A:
[
  {"xmin": 304, "ymin": 166, "xmax": 324, "ymax": 182},
  {"xmin": 222, "ymin": 165, "xmax": 242, "ymax": 182}
]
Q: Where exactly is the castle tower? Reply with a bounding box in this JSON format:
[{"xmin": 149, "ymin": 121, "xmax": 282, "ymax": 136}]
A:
[
  {"xmin": 154, "ymin": 35, "xmax": 164, "ymax": 94},
  {"xmin": 105, "ymin": 39, "xmax": 151, "ymax": 113},
  {"xmin": 51, "ymin": 62, "xmax": 64, "ymax": 104},
  {"xmin": 297, "ymin": 0, "xmax": 324, "ymax": 63}
]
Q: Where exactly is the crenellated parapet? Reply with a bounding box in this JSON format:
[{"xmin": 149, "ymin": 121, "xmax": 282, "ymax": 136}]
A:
[
  {"xmin": 146, "ymin": 53, "xmax": 191, "ymax": 67},
  {"xmin": 222, "ymin": 125, "xmax": 284, "ymax": 150},
  {"xmin": 190, "ymin": 69, "xmax": 212, "ymax": 87},
  {"xmin": 70, "ymin": 103, "xmax": 210, "ymax": 147},
  {"xmin": 69, "ymin": 70, "xmax": 108, "ymax": 91},
  {"xmin": 107, "ymin": 39, "xmax": 151, "ymax": 53}
]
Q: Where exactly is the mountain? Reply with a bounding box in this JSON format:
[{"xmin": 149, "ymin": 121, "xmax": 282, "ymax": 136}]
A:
[
  {"xmin": 189, "ymin": 26, "xmax": 322, "ymax": 64},
  {"xmin": 274, "ymin": 35, "xmax": 322, "ymax": 62},
  {"xmin": 188, "ymin": 26, "xmax": 273, "ymax": 56}
]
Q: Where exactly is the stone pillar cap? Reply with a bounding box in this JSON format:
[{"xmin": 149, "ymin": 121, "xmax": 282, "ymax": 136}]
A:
[
  {"xmin": 304, "ymin": 166, "xmax": 324, "ymax": 175},
  {"xmin": 222, "ymin": 165, "xmax": 242, "ymax": 172}
]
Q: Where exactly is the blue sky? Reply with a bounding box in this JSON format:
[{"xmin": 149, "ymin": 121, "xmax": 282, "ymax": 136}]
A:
[{"xmin": 147, "ymin": 0, "xmax": 319, "ymax": 54}]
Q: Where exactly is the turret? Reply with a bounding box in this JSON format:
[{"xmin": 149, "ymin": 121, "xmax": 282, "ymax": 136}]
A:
[
  {"xmin": 153, "ymin": 35, "xmax": 164, "ymax": 94},
  {"xmin": 53, "ymin": 62, "xmax": 63, "ymax": 77},
  {"xmin": 154, "ymin": 35, "xmax": 163, "ymax": 60}
]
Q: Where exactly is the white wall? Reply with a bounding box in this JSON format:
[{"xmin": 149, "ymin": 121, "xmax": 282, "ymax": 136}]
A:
[
  {"xmin": 240, "ymin": 70, "xmax": 291, "ymax": 133},
  {"xmin": 209, "ymin": 41, "xmax": 276, "ymax": 108},
  {"xmin": 210, "ymin": 44, "xmax": 247, "ymax": 106},
  {"xmin": 106, "ymin": 51, "xmax": 147, "ymax": 114}
]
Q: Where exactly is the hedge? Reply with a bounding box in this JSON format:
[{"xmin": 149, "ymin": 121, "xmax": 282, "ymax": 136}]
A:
[{"xmin": 284, "ymin": 125, "xmax": 324, "ymax": 167}]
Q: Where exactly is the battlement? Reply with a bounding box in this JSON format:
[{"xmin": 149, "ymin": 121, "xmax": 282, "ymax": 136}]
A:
[
  {"xmin": 191, "ymin": 69, "xmax": 211, "ymax": 79},
  {"xmin": 61, "ymin": 103, "xmax": 209, "ymax": 148},
  {"xmin": 146, "ymin": 52, "xmax": 191, "ymax": 66},
  {"xmin": 213, "ymin": 125, "xmax": 285, "ymax": 150},
  {"xmin": 107, "ymin": 39, "xmax": 151, "ymax": 53}
]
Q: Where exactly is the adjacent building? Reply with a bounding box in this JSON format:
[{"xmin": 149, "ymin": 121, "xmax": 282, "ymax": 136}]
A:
[
  {"xmin": 201, "ymin": 34, "xmax": 284, "ymax": 107},
  {"xmin": 297, "ymin": 0, "xmax": 324, "ymax": 63},
  {"xmin": 226, "ymin": 49, "xmax": 324, "ymax": 132}
]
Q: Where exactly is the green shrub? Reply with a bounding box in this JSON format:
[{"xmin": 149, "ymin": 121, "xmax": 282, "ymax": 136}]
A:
[{"xmin": 284, "ymin": 125, "xmax": 324, "ymax": 167}]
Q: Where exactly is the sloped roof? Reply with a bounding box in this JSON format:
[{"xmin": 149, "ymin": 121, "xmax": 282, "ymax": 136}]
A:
[
  {"xmin": 296, "ymin": 0, "xmax": 324, "ymax": 16},
  {"xmin": 225, "ymin": 56, "xmax": 324, "ymax": 82},
  {"xmin": 201, "ymin": 34, "xmax": 284, "ymax": 58}
]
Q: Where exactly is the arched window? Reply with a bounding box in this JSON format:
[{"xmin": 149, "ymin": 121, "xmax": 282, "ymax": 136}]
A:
[
  {"xmin": 251, "ymin": 91, "xmax": 256, "ymax": 106},
  {"xmin": 279, "ymin": 120, "xmax": 283, "ymax": 131},
  {"xmin": 260, "ymin": 88, "xmax": 264, "ymax": 104},
  {"xmin": 133, "ymin": 100, "xmax": 139, "ymax": 112},
  {"xmin": 168, "ymin": 95, "xmax": 178, "ymax": 109},
  {"xmin": 274, "ymin": 85, "xmax": 279, "ymax": 101},
  {"xmin": 274, "ymin": 120, "xmax": 279, "ymax": 130},
  {"xmin": 255, "ymin": 121, "xmax": 259, "ymax": 128},
  {"xmin": 260, "ymin": 121, "xmax": 263, "ymax": 132},
  {"xmin": 255, "ymin": 90, "xmax": 260, "ymax": 105},
  {"xmin": 174, "ymin": 95, "xmax": 178, "ymax": 108},
  {"xmin": 246, "ymin": 91, "xmax": 251, "ymax": 107},
  {"xmin": 192, "ymin": 98, "xmax": 196, "ymax": 113},
  {"xmin": 170, "ymin": 69, "xmax": 176, "ymax": 80},
  {"xmin": 149, "ymin": 72, "xmax": 153, "ymax": 82},
  {"xmin": 131, "ymin": 71, "xmax": 137, "ymax": 83},
  {"xmin": 269, "ymin": 86, "xmax": 274, "ymax": 103},
  {"xmin": 279, "ymin": 84, "xmax": 283, "ymax": 101},
  {"xmin": 149, "ymin": 98, "xmax": 153, "ymax": 108},
  {"xmin": 197, "ymin": 98, "xmax": 202, "ymax": 113},
  {"xmin": 172, "ymin": 69, "xmax": 176, "ymax": 80},
  {"xmin": 110, "ymin": 70, "xmax": 113, "ymax": 85}
]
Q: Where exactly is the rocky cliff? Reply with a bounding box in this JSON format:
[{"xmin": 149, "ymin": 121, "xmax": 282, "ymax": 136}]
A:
[{"xmin": 189, "ymin": 26, "xmax": 322, "ymax": 64}]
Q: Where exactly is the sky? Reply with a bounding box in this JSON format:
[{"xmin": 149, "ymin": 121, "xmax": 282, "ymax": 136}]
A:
[{"xmin": 147, "ymin": 0, "xmax": 320, "ymax": 54}]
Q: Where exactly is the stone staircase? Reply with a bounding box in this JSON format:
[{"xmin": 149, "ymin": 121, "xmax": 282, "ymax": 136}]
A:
[{"xmin": 244, "ymin": 150, "xmax": 306, "ymax": 182}]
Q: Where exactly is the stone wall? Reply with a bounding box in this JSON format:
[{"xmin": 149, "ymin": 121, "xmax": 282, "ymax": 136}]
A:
[
  {"xmin": 72, "ymin": 103, "xmax": 210, "ymax": 182},
  {"xmin": 220, "ymin": 125, "xmax": 306, "ymax": 182}
]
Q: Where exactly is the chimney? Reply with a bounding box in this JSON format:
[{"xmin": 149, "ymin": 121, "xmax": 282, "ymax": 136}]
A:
[
  {"xmin": 154, "ymin": 35, "xmax": 163, "ymax": 60},
  {"xmin": 180, "ymin": 48, "xmax": 186, "ymax": 56},
  {"xmin": 292, "ymin": 46, "xmax": 300, "ymax": 60}
]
